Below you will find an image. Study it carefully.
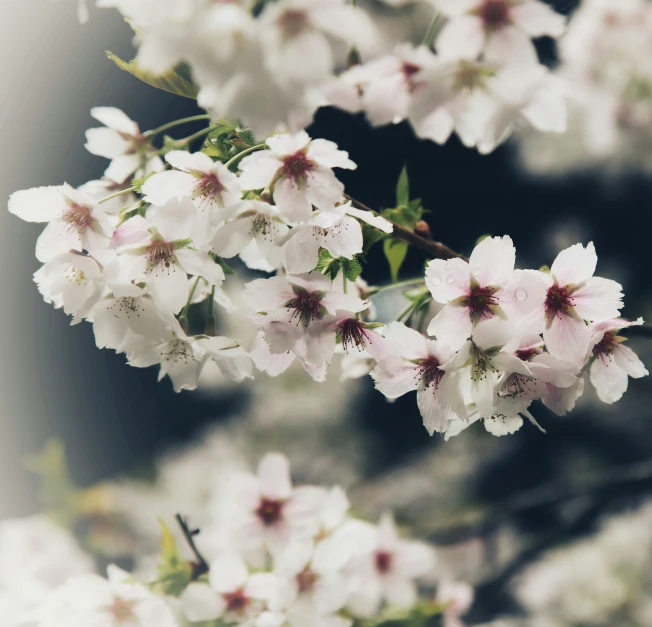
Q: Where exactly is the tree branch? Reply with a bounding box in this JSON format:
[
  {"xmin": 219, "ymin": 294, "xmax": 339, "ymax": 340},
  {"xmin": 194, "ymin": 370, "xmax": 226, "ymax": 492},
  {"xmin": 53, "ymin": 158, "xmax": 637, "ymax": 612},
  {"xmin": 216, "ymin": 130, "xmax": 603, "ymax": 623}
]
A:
[
  {"xmin": 175, "ymin": 514, "xmax": 209, "ymax": 579},
  {"xmin": 344, "ymin": 194, "xmax": 469, "ymax": 262},
  {"xmin": 626, "ymin": 324, "xmax": 652, "ymax": 339}
]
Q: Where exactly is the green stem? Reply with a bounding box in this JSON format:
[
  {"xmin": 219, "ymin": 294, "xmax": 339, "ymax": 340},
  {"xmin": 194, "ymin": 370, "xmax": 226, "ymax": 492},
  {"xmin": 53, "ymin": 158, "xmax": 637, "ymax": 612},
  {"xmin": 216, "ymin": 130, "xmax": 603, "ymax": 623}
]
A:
[
  {"xmin": 145, "ymin": 114, "xmax": 211, "ymax": 137},
  {"xmin": 98, "ymin": 186, "xmax": 136, "ymax": 205},
  {"xmin": 422, "ymin": 12, "xmax": 441, "ymax": 48},
  {"xmin": 179, "ymin": 277, "xmax": 202, "ymax": 331},
  {"xmin": 224, "ymin": 143, "xmax": 267, "ymax": 169},
  {"xmin": 372, "ymin": 277, "xmax": 426, "ymax": 295},
  {"xmin": 176, "ymin": 125, "xmax": 217, "ymax": 148}
]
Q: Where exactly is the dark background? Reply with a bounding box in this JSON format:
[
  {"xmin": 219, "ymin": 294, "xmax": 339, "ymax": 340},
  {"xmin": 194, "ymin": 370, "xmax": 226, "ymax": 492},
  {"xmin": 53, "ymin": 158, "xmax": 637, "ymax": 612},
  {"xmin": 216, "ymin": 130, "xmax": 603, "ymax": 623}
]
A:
[{"xmin": 1, "ymin": 0, "xmax": 651, "ymax": 619}]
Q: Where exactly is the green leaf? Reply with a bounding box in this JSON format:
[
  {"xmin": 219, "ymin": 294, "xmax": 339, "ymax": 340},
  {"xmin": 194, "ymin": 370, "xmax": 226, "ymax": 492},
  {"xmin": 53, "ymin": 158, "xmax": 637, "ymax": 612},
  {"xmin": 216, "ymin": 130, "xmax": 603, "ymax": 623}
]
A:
[
  {"xmin": 396, "ymin": 166, "xmax": 410, "ymax": 207},
  {"xmin": 155, "ymin": 519, "xmax": 192, "ymax": 596},
  {"xmin": 382, "ymin": 202, "xmax": 423, "ymax": 231},
  {"xmin": 211, "ymin": 255, "xmax": 237, "ymax": 276},
  {"xmin": 106, "ymin": 52, "xmax": 199, "ymax": 99},
  {"xmin": 316, "ymin": 249, "xmax": 341, "ymax": 281},
  {"xmin": 342, "ymin": 256, "xmax": 363, "ymax": 282},
  {"xmin": 475, "ymin": 233, "xmax": 492, "ymax": 245},
  {"xmin": 383, "ymin": 239, "xmax": 408, "ymax": 282},
  {"xmin": 361, "ymin": 223, "xmax": 387, "ymax": 257}
]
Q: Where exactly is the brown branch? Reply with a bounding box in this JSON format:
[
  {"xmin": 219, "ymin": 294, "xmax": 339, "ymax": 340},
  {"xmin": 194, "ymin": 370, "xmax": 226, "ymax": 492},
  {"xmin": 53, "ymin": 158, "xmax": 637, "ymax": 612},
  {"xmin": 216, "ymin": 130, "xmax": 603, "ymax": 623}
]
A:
[
  {"xmin": 344, "ymin": 194, "xmax": 469, "ymax": 262},
  {"xmin": 175, "ymin": 514, "xmax": 209, "ymax": 579},
  {"xmin": 626, "ymin": 324, "xmax": 652, "ymax": 339}
]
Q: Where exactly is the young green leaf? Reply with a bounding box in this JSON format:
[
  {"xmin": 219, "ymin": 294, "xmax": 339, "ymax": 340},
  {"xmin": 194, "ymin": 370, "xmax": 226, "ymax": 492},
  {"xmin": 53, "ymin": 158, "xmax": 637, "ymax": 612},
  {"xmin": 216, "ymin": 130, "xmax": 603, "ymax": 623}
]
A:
[
  {"xmin": 342, "ymin": 256, "xmax": 363, "ymax": 282},
  {"xmin": 383, "ymin": 239, "xmax": 408, "ymax": 282},
  {"xmin": 396, "ymin": 165, "xmax": 410, "ymax": 207}
]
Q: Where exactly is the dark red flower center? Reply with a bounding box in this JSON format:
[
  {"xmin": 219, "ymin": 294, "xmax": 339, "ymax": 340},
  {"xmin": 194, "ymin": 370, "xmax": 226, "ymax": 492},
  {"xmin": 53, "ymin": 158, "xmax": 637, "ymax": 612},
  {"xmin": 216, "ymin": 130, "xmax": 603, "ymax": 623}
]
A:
[
  {"xmin": 339, "ymin": 318, "xmax": 369, "ymax": 352},
  {"xmin": 278, "ymin": 9, "xmax": 309, "ymax": 36},
  {"xmin": 544, "ymin": 284, "xmax": 574, "ymax": 319},
  {"xmin": 256, "ymin": 497, "xmax": 284, "ymax": 526},
  {"xmin": 401, "ymin": 62, "xmax": 423, "ymax": 92},
  {"xmin": 375, "ymin": 551, "xmax": 393, "ymax": 574},
  {"xmin": 478, "ymin": 0, "xmax": 511, "ymax": 30},
  {"xmin": 224, "ymin": 589, "xmax": 250, "ymax": 613},
  {"xmin": 515, "ymin": 347, "xmax": 543, "ymax": 361},
  {"xmin": 285, "ymin": 286, "xmax": 326, "ymax": 326},
  {"xmin": 282, "ymin": 151, "xmax": 315, "ymax": 183},
  {"xmin": 593, "ymin": 332, "xmax": 619, "ymax": 360},
  {"xmin": 106, "ymin": 597, "xmax": 136, "ymax": 622},
  {"xmin": 147, "ymin": 240, "xmax": 175, "ymax": 271},
  {"xmin": 296, "ymin": 567, "xmax": 319, "ymax": 593},
  {"xmin": 417, "ymin": 355, "xmax": 444, "ymax": 389},
  {"xmin": 464, "ymin": 285, "xmax": 499, "ymax": 321},
  {"xmin": 194, "ymin": 173, "xmax": 225, "ymax": 205},
  {"xmin": 64, "ymin": 204, "xmax": 93, "ymax": 232}
]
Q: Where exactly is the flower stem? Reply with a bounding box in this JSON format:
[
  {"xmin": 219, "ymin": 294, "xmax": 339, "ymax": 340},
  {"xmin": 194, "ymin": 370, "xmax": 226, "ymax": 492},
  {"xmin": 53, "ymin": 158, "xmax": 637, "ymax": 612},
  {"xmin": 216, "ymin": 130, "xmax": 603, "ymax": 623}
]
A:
[
  {"xmin": 97, "ymin": 186, "xmax": 136, "ymax": 205},
  {"xmin": 205, "ymin": 285, "xmax": 216, "ymax": 336},
  {"xmin": 224, "ymin": 143, "xmax": 267, "ymax": 169},
  {"xmin": 422, "ymin": 12, "xmax": 441, "ymax": 48},
  {"xmin": 371, "ymin": 277, "xmax": 426, "ymax": 295},
  {"xmin": 145, "ymin": 114, "xmax": 211, "ymax": 137},
  {"xmin": 177, "ymin": 125, "xmax": 217, "ymax": 148},
  {"xmin": 179, "ymin": 276, "xmax": 202, "ymax": 332}
]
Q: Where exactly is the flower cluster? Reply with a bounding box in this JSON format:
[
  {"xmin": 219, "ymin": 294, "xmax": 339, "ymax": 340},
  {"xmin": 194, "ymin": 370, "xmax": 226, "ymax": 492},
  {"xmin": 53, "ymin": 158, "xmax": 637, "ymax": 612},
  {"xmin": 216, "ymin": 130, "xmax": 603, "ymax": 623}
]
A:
[
  {"xmin": 22, "ymin": 453, "xmax": 467, "ymax": 627},
  {"xmin": 95, "ymin": 0, "xmax": 570, "ymax": 153},
  {"xmin": 8, "ymin": 102, "xmax": 648, "ymax": 436},
  {"xmin": 517, "ymin": 0, "xmax": 652, "ymax": 175}
]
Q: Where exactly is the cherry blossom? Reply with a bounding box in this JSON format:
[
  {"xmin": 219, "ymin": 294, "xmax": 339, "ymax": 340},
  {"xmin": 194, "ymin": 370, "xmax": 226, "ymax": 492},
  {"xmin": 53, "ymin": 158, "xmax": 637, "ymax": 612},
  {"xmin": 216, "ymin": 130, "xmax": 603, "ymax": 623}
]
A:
[
  {"xmin": 587, "ymin": 318, "xmax": 649, "ymax": 404},
  {"xmin": 371, "ymin": 322, "xmax": 463, "ymax": 436},
  {"xmin": 8, "ymin": 184, "xmax": 112, "ymax": 264},
  {"xmin": 346, "ymin": 513, "xmax": 436, "ymax": 618},
  {"xmin": 238, "ymin": 132, "xmax": 356, "ymax": 223},
  {"xmin": 85, "ymin": 107, "xmax": 163, "ymax": 184}
]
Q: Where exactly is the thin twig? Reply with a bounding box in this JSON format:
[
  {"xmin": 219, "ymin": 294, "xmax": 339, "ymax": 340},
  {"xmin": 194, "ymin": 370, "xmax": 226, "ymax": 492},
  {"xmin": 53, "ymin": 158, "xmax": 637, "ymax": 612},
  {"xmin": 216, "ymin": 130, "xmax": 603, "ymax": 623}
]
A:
[
  {"xmin": 626, "ymin": 324, "xmax": 652, "ymax": 339},
  {"xmin": 344, "ymin": 194, "xmax": 469, "ymax": 262},
  {"xmin": 175, "ymin": 514, "xmax": 209, "ymax": 579}
]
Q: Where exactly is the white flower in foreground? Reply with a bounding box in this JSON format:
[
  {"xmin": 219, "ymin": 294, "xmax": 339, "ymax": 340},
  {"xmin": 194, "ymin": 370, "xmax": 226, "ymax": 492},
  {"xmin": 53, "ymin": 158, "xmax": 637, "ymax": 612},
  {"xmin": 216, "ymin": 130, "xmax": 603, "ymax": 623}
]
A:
[
  {"xmin": 436, "ymin": 581, "xmax": 474, "ymax": 627},
  {"xmin": 32, "ymin": 565, "xmax": 176, "ymax": 627},
  {"xmin": 434, "ymin": 0, "xmax": 566, "ymax": 64},
  {"xmin": 85, "ymin": 107, "xmax": 163, "ymax": 184},
  {"xmin": 258, "ymin": 0, "xmax": 377, "ymax": 84},
  {"xmin": 587, "ymin": 318, "xmax": 648, "ymax": 404},
  {"xmin": 128, "ymin": 326, "xmax": 252, "ymax": 393},
  {"xmin": 142, "ymin": 150, "xmax": 241, "ymax": 218},
  {"xmin": 212, "ymin": 200, "xmax": 290, "ymax": 270},
  {"xmin": 537, "ymin": 242, "xmax": 623, "ymax": 366},
  {"xmin": 238, "ymin": 132, "xmax": 356, "ymax": 222},
  {"xmin": 8, "ymin": 184, "xmax": 112, "ymax": 263},
  {"xmin": 426, "ymin": 236, "xmax": 540, "ymax": 351},
  {"xmin": 284, "ymin": 201, "xmax": 392, "ymax": 274},
  {"xmin": 244, "ymin": 273, "xmax": 368, "ymax": 363},
  {"xmin": 213, "ymin": 453, "xmax": 327, "ymax": 558},
  {"xmin": 347, "ymin": 513, "xmax": 436, "ymax": 619},
  {"xmin": 110, "ymin": 199, "xmax": 225, "ymax": 314},
  {"xmin": 180, "ymin": 554, "xmax": 278, "ymax": 625},
  {"xmin": 34, "ymin": 252, "xmax": 104, "ymax": 322},
  {"xmin": 371, "ymin": 322, "xmax": 462, "ymax": 436}
]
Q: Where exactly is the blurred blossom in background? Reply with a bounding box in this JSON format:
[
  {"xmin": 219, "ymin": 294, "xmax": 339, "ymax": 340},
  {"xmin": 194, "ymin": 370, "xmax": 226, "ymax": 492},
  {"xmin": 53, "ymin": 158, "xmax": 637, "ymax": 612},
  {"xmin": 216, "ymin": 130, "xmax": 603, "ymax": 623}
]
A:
[{"xmin": 1, "ymin": 1, "xmax": 652, "ymax": 627}]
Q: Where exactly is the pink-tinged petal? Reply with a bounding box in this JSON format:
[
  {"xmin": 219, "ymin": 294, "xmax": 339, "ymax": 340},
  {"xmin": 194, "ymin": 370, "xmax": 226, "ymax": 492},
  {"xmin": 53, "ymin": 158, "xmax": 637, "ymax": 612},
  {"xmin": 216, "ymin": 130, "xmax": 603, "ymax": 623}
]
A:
[
  {"xmin": 175, "ymin": 249, "xmax": 225, "ymax": 287},
  {"xmin": 471, "ymin": 317, "xmax": 514, "ymax": 352},
  {"xmin": 321, "ymin": 291, "xmax": 368, "ymax": 315},
  {"xmin": 35, "ymin": 221, "xmax": 83, "ymax": 262},
  {"xmin": 238, "ymin": 152, "xmax": 283, "ymax": 190},
  {"xmin": 104, "ymin": 154, "xmax": 141, "ymax": 184},
  {"xmin": 614, "ymin": 344, "xmax": 648, "ymax": 379},
  {"xmin": 433, "ymin": 0, "xmax": 481, "ymax": 17},
  {"xmin": 492, "ymin": 352, "xmax": 533, "ymax": 377},
  {"xmin": 590, "ymin": 355, "xmax": 629, "ymax": 404},
  {"xmin": 425, "ymin": 258, "xmax": 471, "ymax": 303},
  {"xmin": 209, "ymin": 554, "xmax": 249, "ymax": 593},
  {"xmin": 111, "ymin": 215, "xmax": 150, "ymax": 248},
  {"xmin": 471, "ymin": 370, "xmax": 499, "ymax": 419},
  {"xmin": 410, "ymin": 105, "xmax": 456, "ymax": 145},
  {"xmin": 274, "ymin": 177, "xmax": 313, "ymax": 222},
  {"xmin": 257, "ymin": 453, "xmax": 292, "ymax": 500},
  {"xmin": 142, "ymin": 170, "xmax": 194, "ymax": 206},
  {"xmin": 345, "ymin": 206, "xmax": 393, "ymax": 233},
  {"xmin": 85, "ymin": 127, "xmax": 131, "ymax": 159},
  {"xmin": 417, "ymin": 387, "xmax": 456, "ymax": 435},
  {"xmin": 250, "ymin": 332, "xmax": 295, "ymax": 377},
  {"xmin": 149, "ymin": 265, "xmax": 190, "ymax": 314},
  {"xmin": 498, "ymin": 269, "xmax": 549, "ymax": 334},
  {"xmin": 90, "ymin": 106, "xmax": 139, "ymax": 136},
  {"xmin": 550, "ymin": 242, "xmax": 597, "ymax": 286},
  {"xmin": 469, "ymin": 235, "xmax": 515, "ymax": 288},
  {"xmin": 427, "ymin": 305, "xmax": 473, "ymax": 351},
  {"xmin": 484, "ymin": 414, "xmax": 523, "ymax": 436},
  {"xmin": 377, "ymin": 512, "xmax": 399, "ymax": 550},
  {"xmin": 307, "ymin": 138, "xmax": 357, "ymax": 170},
  {"xmin": 305, "ymin": 168, "xmax": 345, "ymax": 212},
  {"xmin": 283, "ymin": 228, "xmax": 322, "ymax": 274},
  {"xmin": 363, "ymin": 74, "xmax": 410, "ymax": 126},
  {"xmin": 393, "ymin": 540, "xmax": 436, "ymax": 578},
  {"xmin": 148, "ymin": 196, "xmax": 196, "ymax": 242},
  {"xmin": 485, "ymin": 26, "xmax": 538, "ymax": 65},
  {"xmin": 571, "ymin": 277, "xmax": 623, "ymax": 322},
  {"xmin": 436, "ymin": 15, "xmax": 485, "ymax": 61},
  {"xmin": 245, "ymin": 573, "xmax": 280, "ymax": 603},
  {"xmin": 181, "ymin": 583, "xmax": 225, "ymax": 622},
  {"xmin": 543, "ymin": 313, "xmax": 590, "ymax": 366},
  {"xmin": 266, "ymin": 131, "xmax": 311, "ymax": 156},
  {"xmin": 8, "ymin": 186, "xmax": 65, "ymax": 223},
  {"xmin": 384, "ymin": 578, "xmax": 418, "ymax": 609},
  {"xmin": 383, "ymin": 321, "xmax": 429, "ymax": 361},
  {"xmin": 165, "ymin": 150, "xmax": 214, "ymax": 174},
  {"xmin": 541, "ymin": 378, "xmax": 584, "ymax": 416},
  {"xmin": 212, "ymin": 216, "xmax": 256, "ymax": 258},
  {"xmin": 305, "ymin": 329, "xmax": 337, "ymax": 367},
  {"xmin": 371, "ymin": 357, "xmax": 420, "ymax": 399},
  {"xmin": 323, "ymin": 216, "xmax": 363, "ymax": 260},
  {"xmin": 244, "ymin": 276, "xmax": 294, "ymax": 312},
  {"xmin": 521, "ymin": 74, "xmax": 568, "ymax": 133},
  {"xmin": 510, "ymin": 1, "xmax": 566, "ymax": 38},
  {"xmin": 529, "ymin": 353, "xmax": 579, "ymax": 387}
]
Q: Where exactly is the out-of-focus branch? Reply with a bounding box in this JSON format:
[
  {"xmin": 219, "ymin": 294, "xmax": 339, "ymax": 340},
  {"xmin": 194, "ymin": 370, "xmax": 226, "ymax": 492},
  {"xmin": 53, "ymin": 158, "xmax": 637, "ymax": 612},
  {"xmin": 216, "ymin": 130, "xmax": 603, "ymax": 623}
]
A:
[
  {"xmin": 344, "ymin": 194, "xmax": 469, "ymax": 262},
  {"xmin": 175, "ymin": 514, "xmax": 209, "ymax": 579},
  {"xmin": 626, "ymin": 324, "xmax": 652, "ymax": 339}
]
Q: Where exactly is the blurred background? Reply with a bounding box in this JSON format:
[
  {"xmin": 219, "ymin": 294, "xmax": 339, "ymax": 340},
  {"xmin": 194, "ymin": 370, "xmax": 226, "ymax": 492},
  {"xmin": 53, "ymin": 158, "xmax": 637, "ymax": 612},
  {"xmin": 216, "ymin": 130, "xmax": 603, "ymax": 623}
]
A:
[{"xmin": 1, "ymin": 1, "xmax": 652, "ymax": 625}]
